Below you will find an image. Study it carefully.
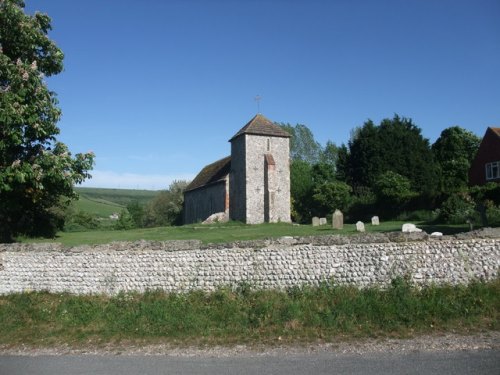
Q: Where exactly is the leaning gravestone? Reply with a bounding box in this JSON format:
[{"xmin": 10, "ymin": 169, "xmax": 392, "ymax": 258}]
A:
[
  {"xmin": 319, "ymin": 217, "xmax": 327, "ymax": 225},
  {"xmin": 312, "ymin": 217, "xmax": 320, "ymax": 227},
  {"xmin": 371, "ymin": 216, "xmax": 380, "ymax": 226},
  {"xmin": 356, "ymin": 221, "xmax": 365, "ymax": 232},
  {"xmin": 332, "ymin": 209, "xmax": 343, "ymax": 229}
]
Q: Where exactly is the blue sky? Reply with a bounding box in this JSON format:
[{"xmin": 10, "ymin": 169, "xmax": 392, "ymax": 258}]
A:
[{"xmin": 25, "ymin": 0, "xmax": 500, "ymax": 190}]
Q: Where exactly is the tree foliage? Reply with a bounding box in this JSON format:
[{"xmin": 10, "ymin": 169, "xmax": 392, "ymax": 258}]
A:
[
  {"xmin": 374, "ymin": 171, "xmax": 416, "ymax": 215},
  {"xmin": 144, "ymin": 180, "xmax": 189, "ymax": 227},
  {"xmin": 289, "ymin": 160, "xmax": 314, "ymax": 223},
  {"xmin": 347, "ymin": 115, "xmax": 439, "ymax": 195},
  {"xmin": 0, "ymin": 0, "xmax": 94, "ymax": 241},
  {"xmin": 312, "ymin": 181, "xmax": 352, "ymax": 216},
  {"xmin": 278, "ymin": 122, "xmax": 323, "ymax": 164},
  {"xmin": 432, "ymin": 126, "xmax": 481, "ymax": 193}
]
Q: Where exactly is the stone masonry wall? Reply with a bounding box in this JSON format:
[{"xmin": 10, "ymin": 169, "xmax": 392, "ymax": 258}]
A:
[
  {"xmin": 244, "ymin": 134, "xmax": 291, "ymax": 224},
  {"xmin": 0, "ymin": 232, "xmax": 498, "ymax": 295}
]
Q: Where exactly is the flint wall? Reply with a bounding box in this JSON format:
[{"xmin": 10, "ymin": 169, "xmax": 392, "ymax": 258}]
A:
[{"xmin": 0, "ymin": 231, "xmax": 498, "ymax": 295}]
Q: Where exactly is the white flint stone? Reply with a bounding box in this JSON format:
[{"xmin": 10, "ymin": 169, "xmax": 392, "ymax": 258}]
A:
[{"xmin": 402, "ymin": 223, "xmax": 422, "ymax": 233}]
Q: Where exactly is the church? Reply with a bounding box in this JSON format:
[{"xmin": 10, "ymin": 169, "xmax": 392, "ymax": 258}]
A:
[{"xmin": 183, "ymin": 114, "xmax": 291, "ymax": 224}]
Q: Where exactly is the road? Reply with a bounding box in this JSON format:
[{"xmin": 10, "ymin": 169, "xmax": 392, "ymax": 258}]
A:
[{"xmin": 0, "ymin": 350, "xmax": 498, "ymax": 375}]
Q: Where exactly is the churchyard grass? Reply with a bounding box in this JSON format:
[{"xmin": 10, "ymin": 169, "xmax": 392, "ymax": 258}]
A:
[
  {"xmin": 0, "ymin": 278, "xmax": 497, "ymax": 348},
  {"xmin": 20, "ymin": 221, "xmax": 473, "ymax": 247}
]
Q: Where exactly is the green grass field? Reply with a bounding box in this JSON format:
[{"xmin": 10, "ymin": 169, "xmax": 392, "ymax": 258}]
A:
[
  {"xmin": 24, "ymin": 221, "xmax": 472, "ymax": 247},
  {"xmin": 75, "ymin": 187, "xmax": 159, "ymax": 206},
  {"xmin": 74, "ymin": 195, "xmax": 124, "ymax": 218}
]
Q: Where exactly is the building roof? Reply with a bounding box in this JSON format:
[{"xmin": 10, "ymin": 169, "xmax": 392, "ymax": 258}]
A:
[
  {"xmin": 490, "ymin": 127, "xmax": 500, "ymax": 138},
  {"xmin": 229, "ymin": 114, "xmax": 291, "ymax": 141},
  {"xmin": 184, "ymin": 156, "xmax": 231, "ymax": 192}
]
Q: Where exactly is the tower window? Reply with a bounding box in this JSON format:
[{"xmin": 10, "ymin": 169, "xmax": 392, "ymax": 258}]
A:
[{"xmin": 267, "ymin": 138, "xmax": 271, "ymax": 151}]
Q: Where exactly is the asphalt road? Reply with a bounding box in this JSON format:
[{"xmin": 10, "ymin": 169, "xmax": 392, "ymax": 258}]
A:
[{"xmin": 0, "ymin": 350, "xmax": 499, "ymax": 375}]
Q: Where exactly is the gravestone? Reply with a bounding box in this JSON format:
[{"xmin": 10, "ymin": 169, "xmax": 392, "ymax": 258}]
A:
[
  {"xmin": 371, "ymin": 216, "xmax": 380, "ymax": 226},
  {"xmin": 319, "ymin": 217, "xmax": 327, "ymax": 226},
  {"xmin": 312, "ymin": 217, "xmax": 320, "ymax": 227},
  {"xmin": 356, "ymin": 221, "xmax": 365, "ymax": 232},
  {"xmin": 402, "ymin": 223, "xmax": 422, "ymax": 233},
  {"xmin": 332, "ymin": 209, "xmax": 343, "ymax": 230}
]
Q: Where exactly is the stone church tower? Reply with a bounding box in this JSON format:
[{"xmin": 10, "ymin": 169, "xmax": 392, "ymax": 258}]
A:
[
  {"xmin": 229, "ymin": 114, "xmax": 291, "ymax": 224},
  {"xmin": 183, "ymin": 114, "xmax": 291, "ymax": 224}
]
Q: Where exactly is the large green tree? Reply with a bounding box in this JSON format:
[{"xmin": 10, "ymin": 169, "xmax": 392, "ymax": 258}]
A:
[
  {"xmin": 347, "ymin": 115, "xmax": 439, "ymax": 195},
  {"xmin": 278, "ymin": 122, "xmax": 323, "ymax": 164},
  {"xmin": 432, "ymin": 126, "xmax": 481, "ymax": 194},
  {"xmin": 0, "ymin": 0, "xmax": 94, "ymax": 242}
]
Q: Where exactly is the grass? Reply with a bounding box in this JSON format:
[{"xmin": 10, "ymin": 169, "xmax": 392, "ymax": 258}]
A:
[
  {"xmin": 21, "ymin": 221, "xmax": 474, "ymax": 247},
  {"xmin": 0, "ymin": 278, "xmax": 497, "ymax": 348},
  {"xmin": 74, "ymin": 195, "xmax": 124, "ymax": 218},
  {"xmin": 75, "ymin": 187, "xmax": 159, "ymax": 206}
]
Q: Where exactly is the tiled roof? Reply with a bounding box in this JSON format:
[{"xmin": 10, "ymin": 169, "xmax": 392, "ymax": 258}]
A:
[
  {"xmin": 490, "ymin": 127, "xmax": 500, "ymax": 138},
  {"xmin": 229, "ymin": 114, "xmax": 291, "ymax": 141},
  {"xmin": 185, "ymin": 156, "xmax": 231, "ymax": 192}
]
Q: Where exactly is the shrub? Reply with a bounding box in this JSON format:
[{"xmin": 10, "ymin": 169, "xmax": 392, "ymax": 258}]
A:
[
  {"xmin": 312, "ymin": 181, "xmax": 352, "ymax": 216},
  {"xmin": 64, "ymin": 210, "xmax": 100, "ymax": 232},
  {"xmin": 439, "ymin": 193, "xmax": 477, "ymax": 224},
  {"xmin": 114, "ymin": 210, "xmax": 134, "ymax": 230}
]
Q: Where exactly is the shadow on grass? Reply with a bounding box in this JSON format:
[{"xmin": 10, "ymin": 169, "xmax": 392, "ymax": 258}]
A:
[{"xmin": 419, "ymin": 224, "xmax": 471, "ymax": 235}]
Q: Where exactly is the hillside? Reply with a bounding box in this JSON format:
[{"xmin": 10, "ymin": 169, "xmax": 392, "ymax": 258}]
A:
[{"xmin": 73, "ymin": 187, "xmax": 159, "ymax": 218}]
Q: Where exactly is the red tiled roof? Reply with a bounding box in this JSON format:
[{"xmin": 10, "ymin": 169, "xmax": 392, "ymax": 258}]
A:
[
  {"xmin": 490, "ymin": 127, "xmax": 500, "ymax": 137},
  {"xmin": 184, "ymin": 156, "xmax": 231, "ymax": 192},
  {"xmin": 229, "ymin": 114, "xmax": 291, "ymax": 141}
]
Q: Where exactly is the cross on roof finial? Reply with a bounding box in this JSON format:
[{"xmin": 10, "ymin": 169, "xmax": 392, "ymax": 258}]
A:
[{"xmin": 254, "ymin": 95, "xmax": 262, "ymax": 114}]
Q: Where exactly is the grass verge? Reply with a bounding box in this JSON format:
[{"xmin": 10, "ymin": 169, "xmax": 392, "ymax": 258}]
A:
[
  {"xmin": 21, "ymin": 221, "xmax": 473, "ymax": 247},
  {"xmin": 0, "ymin": 278, "xmax": 498, "ymax": 348}
]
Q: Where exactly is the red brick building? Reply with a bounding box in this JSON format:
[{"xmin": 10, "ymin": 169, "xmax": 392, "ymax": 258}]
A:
[{"xmin": 469, "ymin": 127, "xmax": 500, "ymax": 186}]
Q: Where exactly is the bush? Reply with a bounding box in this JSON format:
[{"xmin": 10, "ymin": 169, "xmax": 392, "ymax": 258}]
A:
[
  {"xmin": 312, "ymin": 181, "xmax": 352, "ymax": 216},
  {"xmin": 439, "ymin": 193, "xmax": 477, "ymax": 224},
  {"xmin": 64, "ymin": 210, "xmax": 100, "ymax": 232},
  {"xmin": 114, "ymin": 210, "xmax": 134, "ymax": 230}
]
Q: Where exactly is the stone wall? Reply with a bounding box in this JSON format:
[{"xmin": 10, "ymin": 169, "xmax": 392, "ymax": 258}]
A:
[
  {"xmin": 184, "ymin": 180, "xmax": 228, "ymax": 224},
  {"xmin": 243, "ymin": 134, "xmax": 291, "ymax": 224},
  {"xmin": 1, "ymin": 231, "xmax": 498, "ymax": 295}
]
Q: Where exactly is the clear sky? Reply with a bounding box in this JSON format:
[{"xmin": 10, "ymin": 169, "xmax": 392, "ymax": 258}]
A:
[{"xmin": 25, "ymin": 0, "xmax": 500, "ymax": 190}]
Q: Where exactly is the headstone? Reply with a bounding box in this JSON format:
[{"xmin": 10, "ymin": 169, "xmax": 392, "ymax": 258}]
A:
[
  {"xmin": 356, "ymin": 221, "xmax": 365, "ymax": 232},
  {"xmin": 431, "ymin": 232, "xmax": 443, "ymax": 237},
  {"xmin": 371, "ymin": 216, "xmax": 380, "ymax": 226},
  {"xmin": 402, "ymin": 223, "xmax": 422, "ymax": 233},
  {"xmin": 319, "ymin": 217, "xmax": 327, "ymax": 225},
  {"xmin": 332, "ymin": 209, "xmax": 343, "ymax": 230},
  {"xmin": 312, "ymin": 217, "xmax": 320, "ymax": 227}
]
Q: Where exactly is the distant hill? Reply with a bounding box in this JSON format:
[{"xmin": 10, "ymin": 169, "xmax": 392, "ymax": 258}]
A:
[{"xmin": 73, "ymin": 187, "xmax": 159, "ymax": 218}]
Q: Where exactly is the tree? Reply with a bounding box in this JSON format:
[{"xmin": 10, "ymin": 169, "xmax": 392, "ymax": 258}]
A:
[
  {"xmin": 312, "ymin": 181, "xmax": 352, "ymax": 216},
  {"xmin": 0, "ymin": 0, "xmax": 94, "ymax": 241},
  {"xmin": 432, "ymin": 126, "xmax": 481, "ymax": 194},
  {"xmin": 278, "ymin": 122, "xmax": 323, "ymax": 164},
  {"xmin": 126, "ymin": 200, "xmax": 145, "ymax": 228},
  {"xmin": 144, "ymin": 180, "xmax": 189, "ymax": 227},
  {"xmin": 335, "ymin": 144, "xmax": 350, "ymax": 183},
  {"xmin": 289, "ymin": 160, "xmax": 314, "ymax": 223},
  {"xmin": 347, "ymin": 115, "xmax": 439, "ymax": 195},
  {"xmin": 374, "ymin": 171, "xmax": 416, "ymax": 213}
]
